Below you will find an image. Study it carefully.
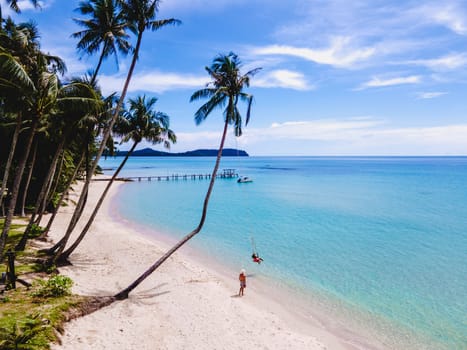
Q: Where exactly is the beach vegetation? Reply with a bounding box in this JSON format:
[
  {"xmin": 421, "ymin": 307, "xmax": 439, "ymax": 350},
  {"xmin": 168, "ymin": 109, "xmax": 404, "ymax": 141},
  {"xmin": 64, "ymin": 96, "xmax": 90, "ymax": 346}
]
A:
[
  {"xmin": 0, "ymin": 222, "xmax": 87, "ymax": 349},
  {"xmin": 0, "ymin": 2, "xmax": 261, "ymax": 347},
  {"xmin": 0, "ymin": 287, "xmax": 87, "ymax": 350},
  {"xmin": 48, "ymin": 0, "xmax": 181, "ymax": 264},
  {"xmin": 0, "ymin": 16, "xmax": 104, "ymax": 258},
  {"xmin": 57, "ymin": 94, "xmax": 176, "ymax": 262},
  {"xmin": 32, "ymin": 275, "xmax": 73, "ymax": 298}
]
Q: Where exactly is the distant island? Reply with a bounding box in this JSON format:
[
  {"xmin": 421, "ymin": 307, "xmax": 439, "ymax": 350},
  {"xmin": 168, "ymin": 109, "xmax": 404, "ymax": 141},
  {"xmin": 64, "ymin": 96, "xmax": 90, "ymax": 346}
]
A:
[{"xmin": 113, "ymin": 148, "xmax": 249, "ymax": 157}]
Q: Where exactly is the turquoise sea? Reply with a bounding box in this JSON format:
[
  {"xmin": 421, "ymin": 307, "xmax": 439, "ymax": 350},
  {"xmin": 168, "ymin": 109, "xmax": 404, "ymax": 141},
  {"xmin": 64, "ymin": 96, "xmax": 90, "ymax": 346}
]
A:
[{"xmin": 100, "ymin": 156, "xmax": 467, "ymax": 349}]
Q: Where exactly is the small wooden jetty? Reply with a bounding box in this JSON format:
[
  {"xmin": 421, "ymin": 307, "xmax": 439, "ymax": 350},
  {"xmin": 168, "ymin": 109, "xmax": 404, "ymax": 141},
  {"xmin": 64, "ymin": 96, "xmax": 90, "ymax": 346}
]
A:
[{"xmin": 111, "ymin": 169, "xmax": 238, "ymax": 182}]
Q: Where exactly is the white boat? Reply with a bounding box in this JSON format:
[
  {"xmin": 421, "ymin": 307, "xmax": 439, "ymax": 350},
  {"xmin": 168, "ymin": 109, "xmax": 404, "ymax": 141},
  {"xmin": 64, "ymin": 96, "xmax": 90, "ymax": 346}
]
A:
[{"xmin": 237, "ymin": 176, "xmax": 253, "ymax": 183}]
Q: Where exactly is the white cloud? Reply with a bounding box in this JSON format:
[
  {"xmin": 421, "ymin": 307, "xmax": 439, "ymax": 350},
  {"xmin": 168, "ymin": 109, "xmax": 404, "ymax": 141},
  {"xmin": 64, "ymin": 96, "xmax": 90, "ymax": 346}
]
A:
[
  {"xmin": 405, "ymin": 53, "xmax": 467, "ymax": 71},
  {"xmin": 251, "ymin": 37, "xmax": 376, "ymax": 68},
  {"xmin": 263, "ymin": 118, "xmax": 384, "ymax": 141},
  {"xmin": 98, "ymin": 71, "xmax": 208, "ymax": 95},
  {"xmin": 0, "ymin": 0, "xmax": 50, "ymax": 14},
  {"xmin": 244, "ymin": 119, "xmax": 467, "ymax": 155},
  {"xmin": 357, "ymin": 75, "xmax": 421, "ymax": 90},
  {"xmin": 154, "ymin": 118, "xmax": 467, "ymax": 155},
  {"xmin": 416, "ymin": 3, "xmax": 467, "ymax": 35},
  {"xmin": 268, "ymin": 0, "xmax": 467, "ymax": 78},
  {"xmin": 99, "ymin": 68, "xmax": 313, "ymax": 95},
  {"xmin": 417, "ymin": 91, "xmax": 447, "ymax": 99},
  {"xmin": 253, "ymin": 69, "xmax": 312, "ymax": 90},
  {"xmin": 159, "ymin": 0, "xmax": 248, "ymax": 14}
]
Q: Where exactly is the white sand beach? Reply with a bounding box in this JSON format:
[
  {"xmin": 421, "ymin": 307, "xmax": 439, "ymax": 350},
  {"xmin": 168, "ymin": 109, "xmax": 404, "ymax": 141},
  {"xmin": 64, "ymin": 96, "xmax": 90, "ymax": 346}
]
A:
[{"xmin": 45, "ymin": 178, "xmax": 374, "ymax": 350}]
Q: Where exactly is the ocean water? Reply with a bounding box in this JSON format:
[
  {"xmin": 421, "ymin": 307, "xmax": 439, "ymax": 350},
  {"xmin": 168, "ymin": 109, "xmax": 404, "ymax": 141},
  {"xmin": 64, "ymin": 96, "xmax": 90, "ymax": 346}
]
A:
[{"xmin": 100, "ymin": 156, "xmax": 467, "ymax": 349}]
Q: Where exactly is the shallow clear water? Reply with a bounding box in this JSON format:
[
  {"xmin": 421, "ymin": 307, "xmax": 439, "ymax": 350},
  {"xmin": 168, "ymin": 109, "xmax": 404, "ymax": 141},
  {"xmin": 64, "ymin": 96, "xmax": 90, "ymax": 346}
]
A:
[{"xmin": 100, "ymin": 156, "xmax": 467, "ymax": 349}]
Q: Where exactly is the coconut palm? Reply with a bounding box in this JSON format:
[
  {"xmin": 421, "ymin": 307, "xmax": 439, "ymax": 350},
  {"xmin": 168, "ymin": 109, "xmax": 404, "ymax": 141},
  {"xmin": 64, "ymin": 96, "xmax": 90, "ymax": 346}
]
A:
[
  {"xmin": 113, "ymin": 52, "xmax": 260, "ymax": 299},
  {"xmin": 0, "ymin": 51, "xmax": 41, "ymax": 258},
  {"xmin": 52, "ymin": 0, "xmax": 180, "ymax": 262},
  {"xmin": 56, "ymin": 94, "xmax": 176, "ymax": 262},
  {"xmin": 0, "ymin": 0, "xmax": 40, "ymax": 26},
  {"xmin": 14, "ymin": 80, "xmax": 103, "ymax": 251},
  {"xmin": 19, "ymin": 138, "xmax": 38, "ymax": 217},
  {"xmin": 39, "ymin": 152, "xmax": 86, "ymax": 240},
  {"xmin": 0, "ymin": 109, "xmax": 23, "ymax": 216},
  {"xmin": 0, "ymin": 20, "xmax": 40, "ymax": 214},
  {"xmin": 0, "ymin": 44, "xmax": 106, "ymax": 257},
  {"xmin": 72, "ymin": 0, "xmax": 131, "ymax": 84}
]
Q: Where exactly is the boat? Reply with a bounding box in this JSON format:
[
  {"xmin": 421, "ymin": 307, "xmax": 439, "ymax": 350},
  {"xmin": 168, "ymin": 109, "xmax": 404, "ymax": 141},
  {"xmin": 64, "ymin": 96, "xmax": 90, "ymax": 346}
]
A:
[{"xmin": 237, "ymin": 176, "xmax": 253, "ymax": 183}]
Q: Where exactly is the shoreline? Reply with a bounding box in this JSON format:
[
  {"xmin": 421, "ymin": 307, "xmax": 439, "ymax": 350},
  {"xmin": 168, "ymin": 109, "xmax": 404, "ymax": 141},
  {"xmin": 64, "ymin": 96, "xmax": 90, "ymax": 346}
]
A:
[
  {"xmin": 47, "ymin": 178, "xmax": 330, "ymax": 349},
  {"xmin": 48, "ymin": 177, "xmax": 379, "ymax": 349},
  {"xmin": 109, "ymin": 183, "xmax": 438, "ymax": 350}
]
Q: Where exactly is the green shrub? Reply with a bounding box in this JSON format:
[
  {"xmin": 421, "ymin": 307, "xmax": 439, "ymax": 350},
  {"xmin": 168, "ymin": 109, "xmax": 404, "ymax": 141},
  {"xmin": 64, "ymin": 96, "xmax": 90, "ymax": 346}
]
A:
[
  {"xmin": 32, "ymin": 275, "xmax": 73, "ymax": 298},
  {"xmin": 0, "ymin": 315, "xmax": 44, "ymax": 350},
  {"xmin": 28, "ymin": 224, "xmax": 44, "ymax": 238}
]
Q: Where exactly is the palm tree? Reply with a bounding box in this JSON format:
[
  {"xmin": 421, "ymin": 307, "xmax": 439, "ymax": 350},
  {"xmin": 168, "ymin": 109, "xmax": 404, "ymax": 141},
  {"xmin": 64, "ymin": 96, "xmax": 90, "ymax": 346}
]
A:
[
  {"xmin": 56, "ymin": 94, "xmax": 176, "ymax": 262},
  {"xmin": 113, "ymin": 52, "xmax": 260, "ymax": 299},
  {"xmin": 0, "ymin": 51, "xmax": 39, "ymax": 258},
  {"xmin": 0, "ymin": 46, "xmax": 104, "ymax": 258},
  {"xmin": 52, "ymin": 0, "xmax": 180, "ymax": 261},
  {"xmin": 39, "ymin": 151, "xmax": 86, "ymax": 240},
  {"xmin": 19, "ymin": 138, "xmax": 38, "ymax": 217},
  {"xmin": 0, "ymin": 0, "xmax": 40, "ymax": 26},
  {"xmin": 0, "ymin": 20, "xmax": 39, "ymax": 214},
  {"xmin": 0, "ymin": 111, "xmax": 22, "ymax": 216},
  {"xmin": 72, "ymin": 0, "xmax": 131, "ymax": 84},
  {"xmin": 14, "ymin": 79, "xmax": 103, "ymax": 251}
]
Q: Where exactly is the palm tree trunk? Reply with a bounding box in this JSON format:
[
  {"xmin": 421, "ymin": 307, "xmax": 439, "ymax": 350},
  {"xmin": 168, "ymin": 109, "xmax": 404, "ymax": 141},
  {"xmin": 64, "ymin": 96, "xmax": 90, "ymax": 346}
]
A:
[
  {"xmin": 36, "ymin": 147, "xmax": 65, "ymax": 225},
  {"xmin": 15, "ymin": 138, "xmax": 66, "ymax": 251},
  {"xmin": 90, "ymin": 43, "xmax": 107, "ymax": 85},
  {"xmin": 19, "ymin": 138, "xmax": 38, "ymax": 217},
  {"xmin": 57, "ymin": 141, "xmax": 138, "ymax": 263},
  {"xmin": 114, "ymin": 118, "xmax": 229, "ymax": 300},
  {"xmin": 0, "ymin": 118, "xmax": 38, "ymax": 259},
  {"xmin": 0, "ymin": 112, "xmax": 22, "ymax": 216},
  {"xmin": 51, "ymin": 29, "xmax": 144, "ymax": 261},
  {"xmin": 42, "ymin": 149, "xmax": 66, "ymax": 216},
  {"xmin": 39, "ymin": 152, "xmax": 85, "ymax": 240}
]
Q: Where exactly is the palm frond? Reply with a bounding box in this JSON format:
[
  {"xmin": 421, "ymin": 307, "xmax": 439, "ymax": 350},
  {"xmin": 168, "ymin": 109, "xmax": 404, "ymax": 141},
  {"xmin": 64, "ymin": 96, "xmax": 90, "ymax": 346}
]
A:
[
  {"xmin": 148, "ymin": 18, "xmax": 181, "ymax": 31},
  {"xmin": 0, "ymin": 52, "xmax": 35, "ymax": 92},
  {"xmin": 194, "ymin": 92, "xmax": 226, "ymax": 125},
  {"xmin": 189, "ymin": 87, "xmax": 216, "ymax": 102}
]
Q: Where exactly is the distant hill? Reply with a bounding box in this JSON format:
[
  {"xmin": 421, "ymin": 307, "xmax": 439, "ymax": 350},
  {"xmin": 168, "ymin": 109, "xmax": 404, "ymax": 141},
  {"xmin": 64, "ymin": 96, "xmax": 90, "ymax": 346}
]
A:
[{"xmin": 113, "ymin": 148, "xmax": 249, "ymax": 157}]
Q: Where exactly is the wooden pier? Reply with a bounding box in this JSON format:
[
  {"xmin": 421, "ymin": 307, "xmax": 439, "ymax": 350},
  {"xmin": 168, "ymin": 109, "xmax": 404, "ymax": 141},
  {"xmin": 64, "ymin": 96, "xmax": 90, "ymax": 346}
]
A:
[{"xmin": 114, "ymin": 169, "xmax": 238, "ymax": 182}]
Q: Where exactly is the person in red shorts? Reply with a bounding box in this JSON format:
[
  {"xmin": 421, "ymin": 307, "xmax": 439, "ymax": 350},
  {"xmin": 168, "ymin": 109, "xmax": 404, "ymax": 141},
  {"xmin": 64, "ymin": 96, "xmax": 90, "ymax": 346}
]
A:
[{"xmin": 252, "ymin": 253, "xmax": 263, "ymax": 264}]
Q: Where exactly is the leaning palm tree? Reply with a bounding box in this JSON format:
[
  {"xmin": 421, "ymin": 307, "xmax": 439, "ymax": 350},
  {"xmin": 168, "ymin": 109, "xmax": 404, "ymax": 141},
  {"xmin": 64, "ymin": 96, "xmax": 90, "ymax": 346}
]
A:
[
  {"xmin": 53, "ymin": 0, "xmax": 180, "ymax": 262},
  {"xmin": 55, "ymin": 94, "xmax": 176, "ymax": 263},
  {"xmin": 0, "ymin": 51, "xmax": 40, "ymax": 258},
  {"xmin": 72, "ymin": 0, "xmax": 131, "ymax": 84},
  {"xmin": 113, "ymin": 52, "xmax": 260, "ymax": 299},
  {"xmin": 14, "ymin": 80, "xmax": 103, "ymax": 252}
]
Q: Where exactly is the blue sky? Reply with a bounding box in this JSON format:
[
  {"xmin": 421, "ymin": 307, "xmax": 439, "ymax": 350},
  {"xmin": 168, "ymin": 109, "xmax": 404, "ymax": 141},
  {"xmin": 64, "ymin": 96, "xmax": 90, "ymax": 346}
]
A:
[{"xmin": 3, "ymin": 0, "xmax": 467, "ymax": 155}]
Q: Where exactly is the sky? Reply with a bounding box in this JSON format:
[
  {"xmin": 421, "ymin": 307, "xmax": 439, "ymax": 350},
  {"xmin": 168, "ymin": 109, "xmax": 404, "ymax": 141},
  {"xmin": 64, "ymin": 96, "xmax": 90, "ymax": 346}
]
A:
[{"xmin": 2, "ymin": 0, "xmax": 467, "ymax": 155}]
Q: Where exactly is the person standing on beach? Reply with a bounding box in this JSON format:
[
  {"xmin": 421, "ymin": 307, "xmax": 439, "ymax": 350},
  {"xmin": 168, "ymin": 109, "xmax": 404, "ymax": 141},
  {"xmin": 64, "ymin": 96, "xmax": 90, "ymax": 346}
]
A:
[{"xmin": 239, "ymin": 269, "xmax": 246, "ymax": 296}]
